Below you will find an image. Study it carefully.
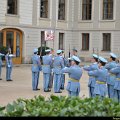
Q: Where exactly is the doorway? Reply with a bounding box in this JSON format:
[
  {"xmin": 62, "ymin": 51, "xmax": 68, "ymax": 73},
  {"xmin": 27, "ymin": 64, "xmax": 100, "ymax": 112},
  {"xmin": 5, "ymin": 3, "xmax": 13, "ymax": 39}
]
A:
[{"xmin": 0, "ymin": 28, "xmax": 23, "ymax": 64}]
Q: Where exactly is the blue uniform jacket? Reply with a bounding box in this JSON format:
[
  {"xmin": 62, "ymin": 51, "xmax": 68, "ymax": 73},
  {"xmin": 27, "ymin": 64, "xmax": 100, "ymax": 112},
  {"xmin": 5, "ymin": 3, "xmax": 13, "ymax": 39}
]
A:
[
  {"xmin": 62, "ymin": 65, "xmax": 82, "ymax": 92},
  {"xmin": 0, "ymin": 53, "xmax": 4, "ymax": 66},
  {"xmin": 5, "ymin": 54, "xmax": 14, "ymax": 67},
  {"xmin": 31, "ymin": 54, "xmax": 41, "ymax": 72},
  {"xmin": 53, "ymin": 56, "xmax": 64, "ymax": 74},
  {"xmin": 105, "ymin": 61, "xmax": 117, "ymax": 85},
  {"xmin": 110, "ymin": 64, "xmax": 120, "ymax": 90},
  {"xmin": 88, "ymin": 67, "xmax": 108, "ymax": 96},
  {"xmin": 42, "ymin": 55, "xmax": 52, "ymax": 73},
  {"xmin": 83, "ymin": 62, "xmax": 98, "ymax": 87}
]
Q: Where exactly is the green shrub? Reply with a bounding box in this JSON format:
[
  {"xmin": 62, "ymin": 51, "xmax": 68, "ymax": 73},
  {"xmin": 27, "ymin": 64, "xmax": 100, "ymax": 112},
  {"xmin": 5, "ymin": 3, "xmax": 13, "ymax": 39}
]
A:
[
  {"xmin": 37, "ymin": 46, "xmax": 50, "ymax": 56},
  {"xmin": 0, "ymin": 46, "xmax": 8, "ymax": 60},
  {"xmin": 0, "ymin": 95, "xmax": 120, "ymax": 117}
]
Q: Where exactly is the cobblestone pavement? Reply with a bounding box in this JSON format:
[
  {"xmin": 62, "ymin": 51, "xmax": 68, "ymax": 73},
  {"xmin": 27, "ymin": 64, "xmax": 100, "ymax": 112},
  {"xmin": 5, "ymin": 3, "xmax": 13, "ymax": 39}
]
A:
[{"xmin": 0, "ymin": 64, "xmax": 89, "ymax": 106}]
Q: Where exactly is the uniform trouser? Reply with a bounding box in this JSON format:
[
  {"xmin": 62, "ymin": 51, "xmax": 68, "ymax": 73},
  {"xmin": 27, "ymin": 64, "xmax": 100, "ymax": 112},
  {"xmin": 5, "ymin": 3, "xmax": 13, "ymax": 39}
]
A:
[
  {"xmin": 89, "ymin": 86, "xmax": 95, "ymax": 98},
  {"xmin": 107, "ymin": 84, "xmax": 114, "ymax": 98},
  {"xmin": 6, "ymin": 67, "xmax": 12, "ymax": 80},
  {"xmin": 68, "ymin": 91, "xmax": 79, "ymax": 97},
  {"xmin": 114, "ymin": 89, "xmax": 120, "ymax": 103},
  {"xmin": 32, "ymin": 72, "xmax": 39, "ymax": 90},
  {"xmin": 43, "ymin": 73, "xmax": 50, "ymax": 91},
  {"xmin": 48, "ymin": 73, "xmax": 53, "ymax": 88},
  {"xmin": 54, "ymin": 74, "xmax": 61, "ymax": 92},
  {"xmin": 0, "ymin": 66, "xmax": 2, "ymax": 78},
  {"xmin": 60, "ymin": 74, "xmax": 65, "ymax": 89}
]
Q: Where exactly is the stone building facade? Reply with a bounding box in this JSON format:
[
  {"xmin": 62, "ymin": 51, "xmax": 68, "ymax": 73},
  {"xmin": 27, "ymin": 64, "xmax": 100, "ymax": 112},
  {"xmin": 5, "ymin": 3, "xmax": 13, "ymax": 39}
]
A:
[{"xmin": 0, "ymin": 0, "xmax": 120, "ymax": 64}]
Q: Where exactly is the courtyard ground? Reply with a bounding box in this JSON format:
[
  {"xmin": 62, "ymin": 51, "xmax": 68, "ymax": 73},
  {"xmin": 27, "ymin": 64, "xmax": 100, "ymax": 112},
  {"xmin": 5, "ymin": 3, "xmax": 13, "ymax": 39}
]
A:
[{"xmin": 0, "ymin": 63, "xmax": 89, "ymax": 106}]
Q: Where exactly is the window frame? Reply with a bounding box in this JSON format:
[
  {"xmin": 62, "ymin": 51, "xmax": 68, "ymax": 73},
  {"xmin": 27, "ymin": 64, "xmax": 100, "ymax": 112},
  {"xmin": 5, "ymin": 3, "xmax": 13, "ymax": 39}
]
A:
[
  {"xmin": 103, "ymin": 0, "xmax": 113, "ymax": 20},
  {"xmin": 59, "ymin": 32, "xmax": 64, "ymax": 50},
  {"xmin": 0, "ymin": 32, "xmax": 3, "ymax": 47},
  {"xmin": 82, "ymin": 0, "xmax": 92, "ymax": 20},
  {"xmin": 41, "ymin": 31, "xmax": 46, "ymax": 47},
  {"xmin": 7, "ymin": 0, "xmax": 18, "ymax": 15},
  {"xmin": 102, "ymin": 33, "xmax": 111, "ymax": 51},
  {"xmin": 82, "ymin": 33, "xmax": 89, "ymax": 51},
  {"xmin": 40, "ymin": 0, "xmax": 49, "ymax": 18},
  {"xmin": 58, "ymin": 0, "xmax": 66, "ymax": 20}
]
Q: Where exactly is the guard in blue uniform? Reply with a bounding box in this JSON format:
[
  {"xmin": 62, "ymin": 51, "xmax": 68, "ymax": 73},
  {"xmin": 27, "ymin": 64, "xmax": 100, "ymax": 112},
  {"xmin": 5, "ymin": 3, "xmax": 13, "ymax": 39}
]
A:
[
  {"xmin": 31, "ymin": 48, "xmax": 41, "ymax": 91},
  {"xmin": 88, "ymin": 56, "xmax": 108, "ymax": 98},
  {"xmin": 67, "ymin": 48, "xmax": 80, "ymax": 67},
  {"xmin": 48, "ymin": 49, "xmax": 54, "ymax": 89},
  {"xmin": 53, "ymin": 50, "xmax": 64, "ymax": 93},
  {"xmin": 0, "ymin": 53, "xmax": 5, "ymax": 80},
  {"xmin": 83, "ymin": 54, "xmax": 99, "ymax": 97},
  {"xmin": 62, "ymin": 56, "xmax": 82, "ymax": 97},
  {"xmin": 109, "ymin": 64, "xmax": 120, "ymax": 102},
  {"xmin": 71, "ymin": 48, "xmax": 78, "ymax": 57},
  {"xmin": 105, "ymin": 53, "xmax": 117, "ymax": 98},
  {"xmin": 42, "ymin": 49, "xmax": 52, "ymax": 92},
  {"xmin": 60, "ymin": 50, "xmax": 67, "ymax": 90},
  {"xmin": 5, "ymin": 50, "xmax": 16, "ymax": 81}
]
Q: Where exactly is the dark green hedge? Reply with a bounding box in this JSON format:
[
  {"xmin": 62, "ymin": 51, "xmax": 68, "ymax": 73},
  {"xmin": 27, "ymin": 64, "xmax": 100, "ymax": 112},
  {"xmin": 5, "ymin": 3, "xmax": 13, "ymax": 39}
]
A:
[
  {"xmin": 38, "ymin": 46, "xmax": 50, "ymax": 56},
  {"xmin": 0, "ymin": 95, "xmax": 120, "ymax": 117},
  {"xmin": 0, "ymin": 46, "xmax": 8, "ymax": 60}
]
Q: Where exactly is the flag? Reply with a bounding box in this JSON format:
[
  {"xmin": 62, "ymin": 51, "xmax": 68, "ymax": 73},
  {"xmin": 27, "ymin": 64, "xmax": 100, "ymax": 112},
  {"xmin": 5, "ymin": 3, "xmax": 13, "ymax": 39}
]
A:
[{"xmin": 45, "ymin": 30, "xmax": 54, "ymax": 41}]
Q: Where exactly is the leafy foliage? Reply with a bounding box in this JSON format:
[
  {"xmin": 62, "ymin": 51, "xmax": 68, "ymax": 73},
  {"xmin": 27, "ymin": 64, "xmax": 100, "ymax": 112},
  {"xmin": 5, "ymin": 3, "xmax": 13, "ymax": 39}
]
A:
[
  {"xmin": 0, "ymin": 46, "xmax": 8, "ymax": 60},
  {"xmin": 0, "ymin": 95, "xmax": 120, "ymax": 117},
  {"xmin": 38, "ymin": 46, "xmax": 50, "ymax": 56}
]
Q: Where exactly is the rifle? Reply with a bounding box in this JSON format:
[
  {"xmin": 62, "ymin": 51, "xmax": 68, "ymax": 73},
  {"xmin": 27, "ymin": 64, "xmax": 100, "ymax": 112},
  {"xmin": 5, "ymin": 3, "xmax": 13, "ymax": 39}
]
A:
[
  {"xmin": 69, "ymin": 44, "xmax": 70, "ymax": 58},
  {"xmin": 40, "ymin": 44, "xmax": 43, "ymax": 64},
  {"xmin": 93, "ymin": 48, "xmax": 95, "ymax": 54},
  {"xmin": 97, "ymin": 48, "xmax": 99, "ymax": 57}
]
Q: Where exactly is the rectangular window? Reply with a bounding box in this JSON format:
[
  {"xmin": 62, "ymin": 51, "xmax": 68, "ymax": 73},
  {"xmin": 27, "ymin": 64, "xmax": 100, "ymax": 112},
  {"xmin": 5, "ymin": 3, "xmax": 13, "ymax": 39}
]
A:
[
  {"xmin": 0, "ymin": 32, "xmax": 3, "ymax": 47},
  {"xmin": 40, "ymin": 0, "xmax": 48, "ymax": 18},
  {"xmin": 58, "ymin": 0, "xmax": 65, "ymax": 20},
  {"xmin": 103, "ymin": 0, "xmax": 113, "ymax": 20},
  {"xmin": 82, "ymin": 0, "xmax": 92, "ymax": 20},
  {"xmin": 59, "ymin": 33, "xmax": 64, "ymax": 50},
  {"xmin": 82, "ymin": 33, "xmax": 89, "ymax": 50},
  {"xmin": 41, "ymin": 31, "xmax": 46, "ymax": 47},
  {"xmin": 7, "ymin": 0, "xmax": 18, "ymax": 15},
  {"xmin": 103, "ymin": 33, "xmax": 111, "ymax": 51}
]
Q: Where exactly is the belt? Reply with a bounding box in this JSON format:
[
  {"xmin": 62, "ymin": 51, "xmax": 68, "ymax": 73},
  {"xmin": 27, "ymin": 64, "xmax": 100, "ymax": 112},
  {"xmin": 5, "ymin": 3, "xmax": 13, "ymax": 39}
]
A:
[
  {"xmin": 69, "ymin": 78, "xmax": 79, "ymax": 82},
  {"xmin": 33, "ymin": 64, "xmax": 37, "ymax": 66},
  {"xmin": 116, "ymin": 78, "xmax": 120, "ymax": 80},
  {"xmin": 96, "ymin": 80, "xmax": 106, "ymax": 84},
  {"xmin": 42, "ymin": 65, "xmax": 50, "ymax": 66},
  {"xmin": 110, "ymin": 73, "xmax": 116, "ymax": 76},
  {"xmin": 54, "ymin": 66, "xmax": 61, "ymax": 68}
]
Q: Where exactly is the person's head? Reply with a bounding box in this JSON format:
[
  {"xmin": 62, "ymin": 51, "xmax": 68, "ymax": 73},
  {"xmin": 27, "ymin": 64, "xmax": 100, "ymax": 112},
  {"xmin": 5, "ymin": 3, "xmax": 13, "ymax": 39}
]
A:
[
  {"xmin": 72, "ymin": 48, "xmax": 77, "ymax": 56},
  {"xmin": 7, "ymin": 49, "xmax": 11, "ymax": 54},
  {"xmin": 109, "ymin": 53, "xmax": 117, "ymax": 62},
  {"xmin": 57, "ymin": 50, "xmax": 62, "ymax": 56},
  {"xmin": 71, "ymin": 56, "xmax": 81, "ymax": 66},
  {"xmin": 45, "ymin": 49, "xmax": 51, "ymax": 55},
  {"xmin": 33, "ymin": 48, "xmax": 38, "ymax": 55},
  {"xmin": 98, "ymin": 56, "xmax": 108, "ymax": 68},
  {"xmin": 91, "ymin": 54, "xmax": 98, "ymax": 63},
  {"xmin": 50, "ymin": 48, "xmax": 54, "ymax": 54},
  {"xmin": 61, "ymin": 50, "xmax": 65, "ymax": 57}
]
